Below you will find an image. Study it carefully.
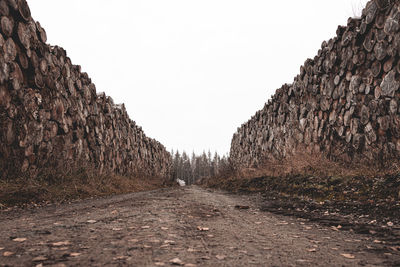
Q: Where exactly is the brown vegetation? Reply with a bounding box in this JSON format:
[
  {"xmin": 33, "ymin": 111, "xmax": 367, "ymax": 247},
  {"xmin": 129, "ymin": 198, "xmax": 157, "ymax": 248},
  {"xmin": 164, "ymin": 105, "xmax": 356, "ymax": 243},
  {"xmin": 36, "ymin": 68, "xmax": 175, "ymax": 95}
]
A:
[{"xmin": 0, "ymin": 170, "xmax": 171, "ymax": 208}]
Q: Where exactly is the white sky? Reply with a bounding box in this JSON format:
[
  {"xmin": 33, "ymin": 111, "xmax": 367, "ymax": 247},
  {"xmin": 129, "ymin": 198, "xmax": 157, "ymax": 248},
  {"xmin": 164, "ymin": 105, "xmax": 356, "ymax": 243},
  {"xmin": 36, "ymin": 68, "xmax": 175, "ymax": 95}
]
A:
[{"xmin": 29, "ymin": 0, "xmax": 368, "ymax": 155}]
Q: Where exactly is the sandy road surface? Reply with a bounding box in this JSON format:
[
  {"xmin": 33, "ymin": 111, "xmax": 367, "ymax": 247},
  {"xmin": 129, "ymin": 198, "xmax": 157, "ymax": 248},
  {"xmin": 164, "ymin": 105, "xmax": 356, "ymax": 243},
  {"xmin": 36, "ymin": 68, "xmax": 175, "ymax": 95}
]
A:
[{"xmin": 0, "ymin": 186, "xmax": 398, "ymax": 266}]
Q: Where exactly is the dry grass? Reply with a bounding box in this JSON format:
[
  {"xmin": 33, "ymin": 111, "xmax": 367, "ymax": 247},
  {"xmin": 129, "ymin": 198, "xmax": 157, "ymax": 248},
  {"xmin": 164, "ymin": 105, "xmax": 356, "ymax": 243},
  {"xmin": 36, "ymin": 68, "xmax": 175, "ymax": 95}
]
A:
[
  {"xmin": 0, "ymin": 170, "xmax": 171, "ymax": 208},
  {"xmin": 203, "ymin": 152, "xmax": 400, "ymax": 202},
  {"xmin": 235, "ymin": 151, "xmax": 395, "ymax": 181}
]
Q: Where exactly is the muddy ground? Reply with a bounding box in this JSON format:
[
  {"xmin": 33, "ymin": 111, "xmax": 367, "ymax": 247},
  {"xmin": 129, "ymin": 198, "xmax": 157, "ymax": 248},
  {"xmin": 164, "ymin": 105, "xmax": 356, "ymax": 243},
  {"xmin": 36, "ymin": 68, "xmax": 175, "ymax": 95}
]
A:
[{"xmin": 0, "ymin": 186, "xmax": 399, "ymax": 266}]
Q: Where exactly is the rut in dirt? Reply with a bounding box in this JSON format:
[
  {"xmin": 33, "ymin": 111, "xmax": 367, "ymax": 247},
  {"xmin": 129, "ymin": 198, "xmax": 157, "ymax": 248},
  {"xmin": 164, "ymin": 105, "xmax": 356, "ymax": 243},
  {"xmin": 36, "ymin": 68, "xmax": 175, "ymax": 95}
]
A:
[{"xmin": 0, "ymin": 186, "xmax": 399, "ymax": 266}]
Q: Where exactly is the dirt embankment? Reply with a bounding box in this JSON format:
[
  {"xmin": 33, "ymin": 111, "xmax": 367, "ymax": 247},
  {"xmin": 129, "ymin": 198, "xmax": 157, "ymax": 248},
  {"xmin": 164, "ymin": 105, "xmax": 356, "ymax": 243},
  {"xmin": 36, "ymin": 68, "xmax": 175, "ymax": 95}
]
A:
[{"xmin": 1, "ymin": 186, "xmax": 399, "ymax": 266}]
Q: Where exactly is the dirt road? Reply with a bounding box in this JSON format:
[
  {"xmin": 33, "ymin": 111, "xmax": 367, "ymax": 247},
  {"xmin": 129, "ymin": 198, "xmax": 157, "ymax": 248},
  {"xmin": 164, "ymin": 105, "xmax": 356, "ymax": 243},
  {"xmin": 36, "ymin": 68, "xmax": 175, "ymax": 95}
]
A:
[{"xmin": 0, "ymin": 186, "xmax": 398, "ymax": 266}]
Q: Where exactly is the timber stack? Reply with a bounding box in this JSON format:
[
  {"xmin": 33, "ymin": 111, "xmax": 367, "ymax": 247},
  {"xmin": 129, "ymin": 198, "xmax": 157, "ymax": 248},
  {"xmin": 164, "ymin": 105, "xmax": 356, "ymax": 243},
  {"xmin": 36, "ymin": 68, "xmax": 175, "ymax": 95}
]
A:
[
  {"xmin": 0, "ymin": 0, "xmax": 171, "ymax": 179},
  {"xmin": 230, "ymin": 0, "xmax": 400, "ymax": 170}
]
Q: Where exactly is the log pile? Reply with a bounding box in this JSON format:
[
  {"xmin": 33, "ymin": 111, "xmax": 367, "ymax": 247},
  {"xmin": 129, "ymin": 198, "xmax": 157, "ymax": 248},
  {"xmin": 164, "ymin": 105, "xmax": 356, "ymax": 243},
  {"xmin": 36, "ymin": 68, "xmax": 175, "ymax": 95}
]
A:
[
  {"xmin": 230, "ymin": 0, "xmax": 400, "ymax": 170},
  {"xmin": 0, "ymin": 0, "xmax": 171, "ymax": 179}
]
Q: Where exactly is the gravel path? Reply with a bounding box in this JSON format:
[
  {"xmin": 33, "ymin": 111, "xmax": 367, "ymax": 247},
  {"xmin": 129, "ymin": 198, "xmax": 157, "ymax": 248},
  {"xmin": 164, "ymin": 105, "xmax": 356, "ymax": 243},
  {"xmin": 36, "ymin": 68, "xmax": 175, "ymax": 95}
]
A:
[{"xmin": 0, "ymin": 186, "xmax": 398, "ymax": 266}]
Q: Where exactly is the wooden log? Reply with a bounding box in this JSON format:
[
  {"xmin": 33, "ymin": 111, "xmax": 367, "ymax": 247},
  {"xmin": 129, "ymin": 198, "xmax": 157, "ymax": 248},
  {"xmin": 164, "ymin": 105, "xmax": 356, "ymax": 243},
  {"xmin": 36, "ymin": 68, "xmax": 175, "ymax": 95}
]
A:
[
  {"xmin": 0, "ymin": 0, "xmax": 9, "ymax": 16},
  {"xmin": 383, "ymin": 57, "xmax": 394, "ymax": 73},
  {"xmin": 17, "ymin": 0, "xmax": 31, "ymax": 21},
  {"xmin": 3, "ymin": 37, "xmax": 16, "ymax": 62},
  {"xmin": 17, "ymin": 22, "xmax": 30, "ymax": 50},
  {"xmin": 371, "ymin": 61, "xmax": 381, "ymax": 77},
  {"xmin": 9, "ymin": 61, "xmax": 23, "ymax": 90},
  {"xmin": 0, "ymin": 84, "xmax": 10, "ymax": 108},
  {"xmin": 1, "ymin": 16, "xmax": 13, "ymax": 37},
  {"xmin": 380, "ymin": 70, "xmax": 399, "ymax": 97},
  {"xmin": 375, "ymin": 13, "xmax": 386, "ymax": 29},
  {"xmin": 35, "ymin": 21, "xmax": 46, "ymax": 43},
  {"xmin": 363, "ymin": 32, "xmax": 375, "ymax": 52},
  {"xmin": 374, "ymin": 41, "xmax": 387, "ymax": 61},
  {"xmin": 17, "ymin": 48, "xmax": 28, "ymax": 69},
  {"xmin": 365, "ymin": 1, "xmax": 378, "ymax": 25},
  {"xmin": 7, "ymin": 0, "xmax": 18, "ymax": 11}
]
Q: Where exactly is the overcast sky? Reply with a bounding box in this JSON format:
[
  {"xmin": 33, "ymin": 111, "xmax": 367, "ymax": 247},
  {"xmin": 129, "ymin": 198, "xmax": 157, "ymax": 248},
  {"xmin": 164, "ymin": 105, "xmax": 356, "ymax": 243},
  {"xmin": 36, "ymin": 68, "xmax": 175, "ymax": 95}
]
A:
[{"xmin": 29, "ymin": 0, "xmax": 368, "ymax": 155}]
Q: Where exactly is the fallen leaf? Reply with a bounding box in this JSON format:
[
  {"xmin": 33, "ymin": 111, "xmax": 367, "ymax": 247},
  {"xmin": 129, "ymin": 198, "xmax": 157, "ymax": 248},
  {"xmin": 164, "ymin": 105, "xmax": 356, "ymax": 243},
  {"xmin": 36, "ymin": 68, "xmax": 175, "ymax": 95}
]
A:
[
  {"xmin": 164, "ymin": 240, "xmax": 176, "ymax": 244},
  {"xmin": 390, "ymin": 246, "xmax": 400, "ymax": 251},
  {"xmin": 154, "ymin": 263, "xmax": 165, "ymax": 266},
  {"xmin": 87, "ymin": 220, "xmax": 97, "ymax": 224},
  {"xmin": 384, "ymin": 253, "xmax": 392, "ymax": 256},
  {"xmin": 113, "ymin": 256, "xmax": 129, "ymax": 260},
  {"xmin": 32, "ymin": 256, "xmax": 47, "ymax": 262},
  {"xmin": 373, "ymin": 240, "xmax": 382, "ymax": 244},
  {"xmin": 184, "ymin": 264, "xmax": 197, "ymax": 267},
  {"xmin": 216, "ymin": 255, "xmax": 226, "ymax": 260},
  {"xmin": 3, "ymin": 251, "xmax": 14, "ymax": 257},
  {"xmin": 387, "ymin": 222, "xmax": 394, "ymax": 227},
  {"xmin": 0, "ymin": 247, "xmax": 4, "ymax": 250},
  {"xmin": 52, "ymin": 241, "xmax": 71, "ymax": 247},
  {"xmin": 141, "ymin": 226, "xmax": 150, "ymax": 229},
  {"xmin": 255, "ymin": 222, "xmax": 262, "ymax": 225},
  {"xmin": 341, "ymin": 253, "xmax": 355, "ymax": 259},
  {"xmin": 70, "ymin": 253, "xmax": 81, "ymax": 257},
  {"xmin": 111, "ymin": 210, "xmax": 118, "ymax": 214},
  {"xmin": 52, "ymin": 247, "xmax": 69, "ymax": 251},
  {"xmin": 170, "ymin": 257, "xmax": 184, "ymax": 265},
  {"xmin": 308, "ymin": 248, "xmax": 317, "ymax": 252},
  {"xmin": 197, "ymin": 226, "xmax": 209, "ymax": 231},
  {"xmin": 143, "ymin": 245, "xmax": 152, "ymax": 248},
  {"xmin": 161, "ymin": 227, "xmax": 168, "ymax": 230},
  {"xmin": 13, "ymin": 237, "xmax": 27, "ymax": 242},
  {"xmin": 128, "ymin": 239, "xmax": 139, "ymax": 243},
  {"xmin": 112, "ymin": 228, "xmax": 122, "ymax": 231},
  {"xmin": 207, "ymin": 234, "xmax": 214, "ymax": 238}
]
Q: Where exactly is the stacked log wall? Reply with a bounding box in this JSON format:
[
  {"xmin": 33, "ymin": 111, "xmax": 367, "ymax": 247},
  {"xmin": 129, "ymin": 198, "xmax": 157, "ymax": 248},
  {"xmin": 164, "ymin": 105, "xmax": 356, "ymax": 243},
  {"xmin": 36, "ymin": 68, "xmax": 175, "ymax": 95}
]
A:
[
  {"xmin": 230, "ymin": 0, "xmax": 400, "ymax": 170},
  {"xmin": 0, "ymin": 0, "xmax": 171, "ymax": 179}
]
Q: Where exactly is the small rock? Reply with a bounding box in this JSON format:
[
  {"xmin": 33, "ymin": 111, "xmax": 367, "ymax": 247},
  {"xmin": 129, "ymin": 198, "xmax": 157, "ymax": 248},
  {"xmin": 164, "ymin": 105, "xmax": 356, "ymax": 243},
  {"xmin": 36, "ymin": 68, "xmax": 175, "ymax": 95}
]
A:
[
  {"xmin": 387, "ymin": 222, "xmax": 394, "ymax": 227},
  {"xmin": 87, "ymin": 220, "xmax": 97, "ymax": 224}
]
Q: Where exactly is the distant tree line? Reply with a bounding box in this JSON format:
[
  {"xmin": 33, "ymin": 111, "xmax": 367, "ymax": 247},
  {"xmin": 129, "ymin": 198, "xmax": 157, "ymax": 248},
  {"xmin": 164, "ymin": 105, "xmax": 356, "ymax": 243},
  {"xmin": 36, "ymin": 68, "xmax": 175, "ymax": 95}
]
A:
[{"xmin": 171, "ymin": 150, "xmax": 230, "ymax": 185}]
